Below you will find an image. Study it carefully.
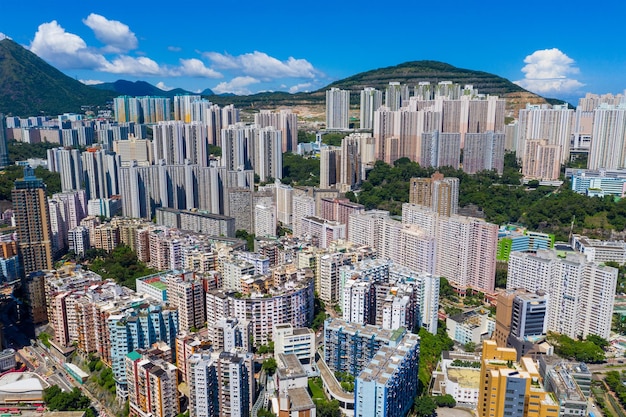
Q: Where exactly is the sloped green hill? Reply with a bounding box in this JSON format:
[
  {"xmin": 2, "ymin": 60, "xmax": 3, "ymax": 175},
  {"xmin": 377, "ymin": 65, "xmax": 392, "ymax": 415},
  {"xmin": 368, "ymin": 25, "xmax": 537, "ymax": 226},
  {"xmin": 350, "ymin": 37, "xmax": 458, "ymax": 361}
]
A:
[{"xmin": 0, "ymin": 38, "xmax": 115, "ymax": 116}]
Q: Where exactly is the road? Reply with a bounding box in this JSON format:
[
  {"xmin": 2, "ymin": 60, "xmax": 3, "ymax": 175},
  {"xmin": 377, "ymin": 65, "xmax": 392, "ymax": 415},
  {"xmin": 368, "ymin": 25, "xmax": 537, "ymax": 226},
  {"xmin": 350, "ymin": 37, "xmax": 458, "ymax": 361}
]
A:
[{"xmin": 25, "ymin": 343, "xmax": 111, "ymax": 417}]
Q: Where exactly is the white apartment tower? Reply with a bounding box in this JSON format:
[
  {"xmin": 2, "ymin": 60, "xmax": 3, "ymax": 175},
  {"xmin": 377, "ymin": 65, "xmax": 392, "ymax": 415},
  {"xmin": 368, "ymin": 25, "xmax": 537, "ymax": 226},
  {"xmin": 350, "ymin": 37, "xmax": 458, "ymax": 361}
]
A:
[
  {"xmin": 326, "ymin": 88, "xmax": 350, "ymax": 130},
  {"xmin": 254, "ymin": 109, "xmax": 298, "ymax": 153},
  {"xmin": 507, "ymin": 250, "xmax": 617, "ymax": 339},
  {"xmin": 360, "ymin": 87, "xmax": 383, "ymax": 129},
  {"xmin": 292, "ymin": 195, "xmax": 316, "ymax": 237},
  {"xmin": 254, "ymin": 126, "xmax": 283, "ymax": 182},
  {"xmin": 588, "ymin": 104, "xmax": 626, "ymax": 170},
  {"xmin": 254, "ymin": 204, "xmax": 277, "ymax": 238},
  {"xmin": 518, "ymin": 104, "xmax": 573, "ymax": 165}
]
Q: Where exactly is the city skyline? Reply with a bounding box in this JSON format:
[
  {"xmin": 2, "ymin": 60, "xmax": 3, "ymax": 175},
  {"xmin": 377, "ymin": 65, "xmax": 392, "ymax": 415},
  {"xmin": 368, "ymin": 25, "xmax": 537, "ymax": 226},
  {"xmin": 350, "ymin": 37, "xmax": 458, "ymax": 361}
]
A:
[{"xmin": 1, "ymin": 0, "xmax": 626, "ymax": 102}]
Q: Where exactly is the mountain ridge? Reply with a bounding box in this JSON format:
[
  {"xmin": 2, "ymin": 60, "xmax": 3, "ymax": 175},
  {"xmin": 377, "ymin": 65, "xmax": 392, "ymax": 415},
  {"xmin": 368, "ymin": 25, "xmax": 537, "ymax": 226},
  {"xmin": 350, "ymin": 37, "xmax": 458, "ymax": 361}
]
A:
[
  {"xmin": 0, "ymin": 38, "xmax": 555, "ymax": 116},
  {"xmin": 0, "ymin": 38, "xmax": 115, "ymax": 116}
]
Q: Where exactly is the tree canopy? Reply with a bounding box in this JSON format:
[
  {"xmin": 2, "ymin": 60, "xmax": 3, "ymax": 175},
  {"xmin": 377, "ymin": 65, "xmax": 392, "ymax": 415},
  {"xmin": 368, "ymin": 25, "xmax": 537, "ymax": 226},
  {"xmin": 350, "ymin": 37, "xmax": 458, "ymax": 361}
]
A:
[
  {"xmin": 348, "ymin": 153, "xmax": 626, "ymax": 240},
  {"xmin": 44, "ymin": 386, "xmax": 91, "ymax": 411}
]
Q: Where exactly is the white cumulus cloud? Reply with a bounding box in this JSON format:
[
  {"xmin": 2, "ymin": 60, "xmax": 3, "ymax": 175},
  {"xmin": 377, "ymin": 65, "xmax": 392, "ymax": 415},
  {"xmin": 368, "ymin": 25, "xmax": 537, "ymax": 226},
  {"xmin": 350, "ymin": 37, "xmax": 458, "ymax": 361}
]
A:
[
  {"xmin": 156, "ymin": 82, "xmax": 175, "ymax": 91},
  {"xmin": 29, "ymin": 21, "xmax": 109, "ymax": 69},
  {"xmin": 173, "ymin": 58, "xmax": 222, "ymax": 78},
  {"xmin": 0, "ymin": 33, "xmax": 11, "ymax": 41},
  {"xmin": 83, "ymin": 13, "xmax": 138, "ymax": 53},
  {"xmin": 204, "ymin": 51, "xmax": 319, "ymax": 79},
  {"xmin": 289, "ymin": 82, "xmax": 312, "ymax": 93},
  {"xmin": 514, "ymin": 48, "xmax": 584, "ymax": 94},
  {"xmin": 212, "ymin": 76, "xmax": 260, "ymax": 95},
  {"xmin": 80, "ymin": 79, "xmax": 104, "ymax": 85},
  {"xmin": 102, "ymin": 55, "xmax": 162, "ymax": 75}
]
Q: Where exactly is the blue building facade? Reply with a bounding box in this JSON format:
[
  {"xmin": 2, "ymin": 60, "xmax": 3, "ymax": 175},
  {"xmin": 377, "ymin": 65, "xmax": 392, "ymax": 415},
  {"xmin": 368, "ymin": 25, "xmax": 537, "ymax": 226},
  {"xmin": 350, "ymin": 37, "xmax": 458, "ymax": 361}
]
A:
[
  {"xmin": 108, "ymin": 302, "xmax": 178, "ymax": 397},
  {"xmin": 355, "ymin": 333, "xmax": 420, "ymax": 417}
]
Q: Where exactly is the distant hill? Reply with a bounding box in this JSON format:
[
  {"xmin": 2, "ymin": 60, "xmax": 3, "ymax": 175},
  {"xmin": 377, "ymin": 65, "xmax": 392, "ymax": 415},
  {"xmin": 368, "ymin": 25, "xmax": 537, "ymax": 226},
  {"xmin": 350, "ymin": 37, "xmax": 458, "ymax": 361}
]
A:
[
  {"xmin": 0, "ymin": 38, "xmax": 115, "ymax": 116},
  {"xmin": 92, "ymin": 80, "xmax": 214, "ymax": 97},
  {"xmin": 207, "ymin": 61, "xmax": 548, "ymax": 111},
  {"xmin": 0, "ymin": 44, "xmax": 552, "ymax": 116},
  {"xmin": 318, "ymin": 60, "xmax": 528, "ymax": 96}
]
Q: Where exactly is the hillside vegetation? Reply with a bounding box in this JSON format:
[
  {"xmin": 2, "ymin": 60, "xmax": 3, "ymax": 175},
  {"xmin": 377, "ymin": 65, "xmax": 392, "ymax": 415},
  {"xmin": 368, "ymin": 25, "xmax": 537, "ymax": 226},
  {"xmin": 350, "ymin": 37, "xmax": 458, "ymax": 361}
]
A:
[{"xmin": 0, "ymin": 39, "xmax": 114, "ymax": 116}]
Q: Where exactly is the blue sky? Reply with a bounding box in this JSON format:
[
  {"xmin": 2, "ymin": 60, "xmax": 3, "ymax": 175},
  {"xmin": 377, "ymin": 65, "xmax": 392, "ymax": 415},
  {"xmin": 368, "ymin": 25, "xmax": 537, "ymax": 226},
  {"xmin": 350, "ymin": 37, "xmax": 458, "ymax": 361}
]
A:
[{"xmin": 1, "ymin": 0, "xmax": 626, "ymax": 103}]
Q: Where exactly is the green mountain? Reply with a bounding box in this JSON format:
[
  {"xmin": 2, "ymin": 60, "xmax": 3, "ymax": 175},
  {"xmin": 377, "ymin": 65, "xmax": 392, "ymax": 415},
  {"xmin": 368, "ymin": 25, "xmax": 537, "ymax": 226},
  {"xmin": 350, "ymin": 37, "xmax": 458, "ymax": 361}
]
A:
[
  {"xmin": 0, "ymin": 40, "xmax": 549, "ymax": 116},
  {"xmin": 319, "ymin": 60, "xmax": 527, "ymax": 96},
  {"xmin": 0, "ymin": 38, "xmax": 115, "ymax": 116},
  {"xmin": 92, "ymin": 80, "xmax": 214, "ymax": 97}
]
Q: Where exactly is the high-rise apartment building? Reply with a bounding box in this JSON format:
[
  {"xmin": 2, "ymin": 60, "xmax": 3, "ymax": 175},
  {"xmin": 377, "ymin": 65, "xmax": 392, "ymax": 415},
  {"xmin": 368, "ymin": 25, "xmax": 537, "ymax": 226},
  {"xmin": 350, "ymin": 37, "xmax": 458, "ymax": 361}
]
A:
[
  {"xmin": 522, "ymin": 139, "xmax": 562, "ymax": 180},
  {"xmin": 166, "ymin": 271, "xmax": 205, "ymax": 332},
  {"xmin": 13, "ymin": 167, "xmax": 53, "ymax": 276},
  {"xmin": 187, "ymin": 350, "xmax": 255, "ymax": 417},
  {"xmin": 291, "ymin": 194, "xmax": 315, "ymax": 238},
  {"xmin": 463, "ymin": 131, "xmax": 505, "ymax": 174},
  {"xmin": 0, "ymin": 114, "xmax": 10, "ymax": 169},
  {"xmin": 326, "ymin": 88, "xmax": 350, "ymax": 130},
  {"xmin": 588, "ymin": 104, "xmax": 626, "ymax": 170},
  {"xmin": 355, "ymin": 333, "xmax": 420, "ymax": 417},
  {"xmin": 384, "ymin": 82, "xmax": 405, "ymax": 111},
  {"xmin": 402, "ymin": 204, "xmax": 498, "ymax": 293},
  {"xmin": 125, "ymin": 352, "xmax": 179, "ymax": 417},
  {"xmin": 360, "ymin": 88, "xmax": 383, "ymax": 129},
  {"xmin": 319, "ymin": 146, "xmax": 339, "ymax": 189},
  {"xmin": 493, "ymin": 289, "xmax": 548, "ymax": 360},
  {"xmin": 47, "ymin": 147, "xmax": 83, "ymax": 191},
  {"xmin": 339, "ymin": 134, "xmax": 362, "ymax": 190},
  {"xmin": 518, "ymin": 104, "xmax": 573, "ymax": 166},
  {"xmin": 254, "ymin": 109, "xmax": 298, "ymax": 153},
  {"xmin": 478, "ymin": 341, "xmax": 559, "ymax": 417},
  {"xmin": 507, "ymin": 250, "xmax": 617, "ymax": 339},
  {"xmin": 409, "ymin": 172, "xmax": 459, "ymax": 216},
  {"xmin": 254, "ymin": 204, "xmax": 276, "ymax": 238},
  {"xmin": 174, "ymin": 94, "xmax": 201, "ymax": 123},
  {"xmin": 254, "ymin": 126, "xmax": 282, "ymax": 181}
]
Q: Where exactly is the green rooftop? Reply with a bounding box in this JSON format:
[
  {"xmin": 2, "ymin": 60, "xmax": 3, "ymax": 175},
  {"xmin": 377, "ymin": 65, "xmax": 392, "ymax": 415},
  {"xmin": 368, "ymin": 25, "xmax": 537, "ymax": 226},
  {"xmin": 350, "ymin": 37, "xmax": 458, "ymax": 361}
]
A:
[
  {"xmin": 149, "ymin": 281, "xmax": 167, "ymax": 290},
  {"xmin": 127, "ymin": 351, "xmax": 141, "ymax": 360}
]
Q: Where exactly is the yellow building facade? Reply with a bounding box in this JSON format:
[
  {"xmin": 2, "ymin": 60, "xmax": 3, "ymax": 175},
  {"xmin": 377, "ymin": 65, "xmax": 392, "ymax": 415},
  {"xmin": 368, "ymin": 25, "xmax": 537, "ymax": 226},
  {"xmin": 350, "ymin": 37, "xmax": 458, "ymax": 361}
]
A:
[{"xmin": 478, "ymin": 340, "xmax": 559, "ymax": 417}]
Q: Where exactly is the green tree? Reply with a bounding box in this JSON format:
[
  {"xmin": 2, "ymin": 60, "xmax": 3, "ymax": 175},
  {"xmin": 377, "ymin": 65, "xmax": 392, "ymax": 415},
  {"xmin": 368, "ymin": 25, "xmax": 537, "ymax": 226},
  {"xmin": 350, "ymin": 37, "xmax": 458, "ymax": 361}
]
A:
[
  {"xmin": 413, "ymin": 396, "xmax": 436, "ymax": 417},
  {"xmin": 432, "ymin": 394, "xmax": 456, "ymax": 408},
  {"xmin": 464, "ymin": 341, "xmax": 476, "ymax": 352},
  {"xmin": 262, "ymin": 357, "xmax": 278, "ymax": 375}
]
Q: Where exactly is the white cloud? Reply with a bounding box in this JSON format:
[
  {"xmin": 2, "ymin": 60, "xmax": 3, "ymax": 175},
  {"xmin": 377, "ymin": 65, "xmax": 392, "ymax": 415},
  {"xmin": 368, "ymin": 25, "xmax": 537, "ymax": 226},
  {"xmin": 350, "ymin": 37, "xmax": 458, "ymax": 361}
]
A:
[
  {"xmin": 173, "ymin": 58, "xmax": 222, "ymax": 78},
  {"xmin": 156, "ymin": 82, "xmax": 175, "ymax": 91},
  {"xmin": 289, "ymin": 82, "xmax": 312, "ymax": 93},
  {"xmin": 83, "ymin": 13, "xmax": 138, "ymax": 53},
  {"xmin": 204, "ymin": 51, "xmax": 319, "ymax": 79},
  {"xmin": 0, "ymin": 33, "xmax": 11, "ymax": 40},
  {"xmin": 514, "ymin": 48, "xmax": 584, "ymax": 94},
  {"xmin": 29, "ymin": 21, "xmax": 109, "ymax": 69},
  {"xmin": 102, "ymin": 55, "xmax": 162, "ymax": 75},
  {"xmin": 80, "ymin": 79, "xmax": 104, "ymax": 85},
  {"xmin": 212, "ymin": 76, "xmax": 260, "ymax": 95},
  {"xmin": 168, "ymin": 46, "xmax": 182, "ymax": 52}
]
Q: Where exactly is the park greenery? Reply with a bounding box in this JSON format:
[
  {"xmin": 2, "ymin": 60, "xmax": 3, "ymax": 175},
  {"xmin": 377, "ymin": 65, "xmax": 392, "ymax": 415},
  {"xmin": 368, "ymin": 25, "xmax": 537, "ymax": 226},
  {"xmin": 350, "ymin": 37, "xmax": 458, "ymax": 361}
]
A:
[
  {"xmin": 235, "ymin": 229, "xmax": 255, "ymax": 250},
  {"xmin": 0, "ymin": 164, "xmax": 61, "ymax": 200},
  {"xmin": 547, "ymin": 332, "xmax": 607, "ymax": 363},
  {"xmin": 262, "ymin": 357, "xmax": 277, "ymax": 375},
  {"xmin": 312, "ymin": 295, "xmax": 329, "ymax": 331},
  {"xmin": 86, "ymin": 245, "xmax": 157, "ymax": 290},
  {"xmin": 281, "ymin": 152, "xmax": 320, "ymax": 186},
  {"xmin": 334, "ymin": 371, "xmax": 355, "ymax": 392},
  {"xmin": 344, "ymin": 153, "xmax": 626, "ymax": 241},
  {"xmin": 418, "ymin": 324, "xmax": 454, "ymax": 393},
  {"xmin": 450, "ymin": 359, "xmax": 481, "ymax": 368},
  {"xmin": 87, "ymin": 355, "xmax": 116, "ymax": 394},
  {"xmin": 8, "ymin": 140, "xmax": 60, "ymax": 161},
  {"xmin": 604, "ymin": 371, "xmax": 626, "ymax": 412},
  {"xmin": 43, "ymin": 385, "xmax": 93, "ymax": 416}
]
